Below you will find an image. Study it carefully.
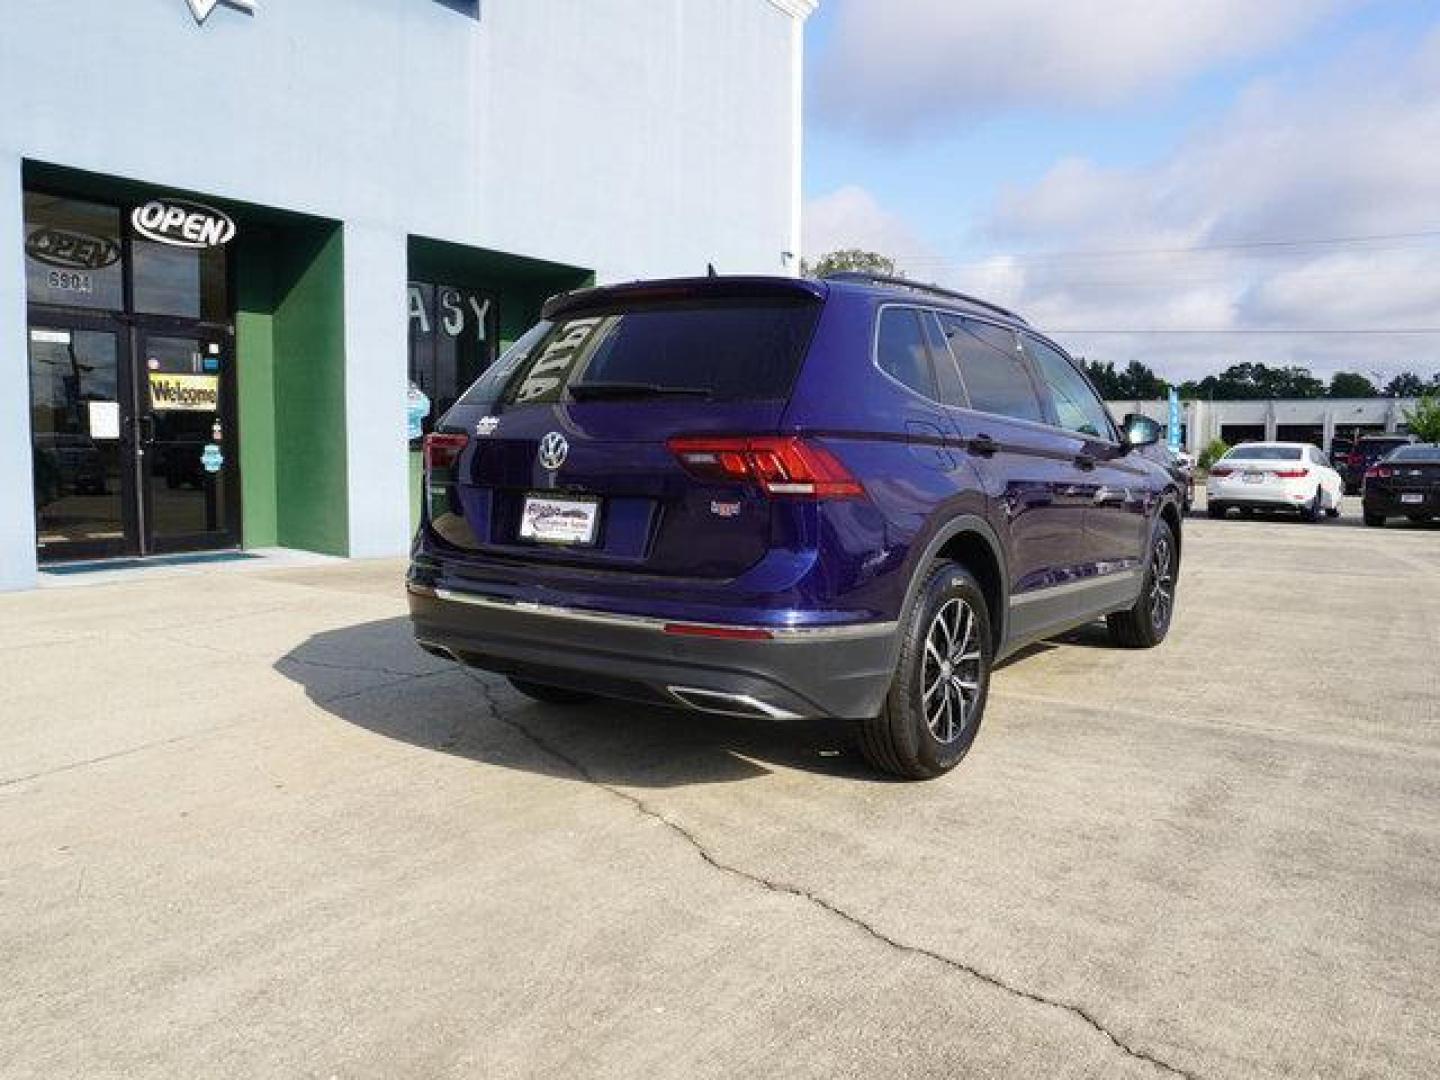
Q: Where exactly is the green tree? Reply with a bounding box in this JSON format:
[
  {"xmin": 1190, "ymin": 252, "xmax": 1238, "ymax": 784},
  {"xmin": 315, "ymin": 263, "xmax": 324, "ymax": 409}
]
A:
[
  {"xmin": 1403, "ymin": 395, "xmax": 1440, "ymax": 442},
  {"xmin": 1327, "ymin": 372, "xmax": 1378, "ymax": 398},
  {"xmin": 1385, "ymin": 372, "xmax": 1430, "ymax": 397},
  {"xmin": 801, "ymin": 249, "xmax": 898, "ymax": 278},
  {"xmin": 1198, "ymin": 437, "xmax": 1230, "ymax": 471},
  {"xmin": 1118, "ymin": 359, "xmax": 1167, "ymax": 399},
  {"xmin": 1084, "ymin": 359, "xmax": 1125, "ymax": 399}
]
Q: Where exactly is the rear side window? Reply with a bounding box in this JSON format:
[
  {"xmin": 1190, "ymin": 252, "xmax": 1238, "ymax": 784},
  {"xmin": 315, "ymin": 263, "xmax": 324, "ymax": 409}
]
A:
[
  {"xmin": 1024, "ymin": 334, "xmax": 1114, "ymax": 440},
  {"xmin": 935, "ymin": 313, "xmax": 1046, "ymax": 424},
  {"xmin": 1224, "ymin": 445, "xmax": 1302, "ymax": 461},
  {"xmin": 495, "ymin": 300, "xmax": 821, "ymax": 406},
  {"xmin": 874, "ymin": 307, "xmax": 938, "ymax": 399}
]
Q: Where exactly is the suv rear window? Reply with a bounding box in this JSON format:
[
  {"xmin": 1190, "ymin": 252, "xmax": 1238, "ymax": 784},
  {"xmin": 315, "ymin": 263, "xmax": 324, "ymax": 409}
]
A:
[
  {"xmin": 1388, "ymin": 444, "xmax": 1440, "ymax": 462},
  {"xmin": 494, "ymin": 300, "xmax": 820, "ymax": 406}
]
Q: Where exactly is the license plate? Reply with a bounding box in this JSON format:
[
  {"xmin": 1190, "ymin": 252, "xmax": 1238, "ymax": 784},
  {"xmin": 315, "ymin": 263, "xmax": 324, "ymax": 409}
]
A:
[
  {"xmin": 520, "ymin": 494, "xmax": 600, "ymax": 545},
  {"xmin": 1401, "ymin": 492, "xmax": 1424, "ymax": 505},
  {"xmin": 1243, "ymin": 471, "xmax": 1264, "ymax": 484}
]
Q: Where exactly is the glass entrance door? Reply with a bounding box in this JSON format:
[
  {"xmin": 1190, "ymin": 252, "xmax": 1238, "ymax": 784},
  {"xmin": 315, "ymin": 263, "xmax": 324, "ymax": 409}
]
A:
[
  {"xmin": 28, "ymin": 322, "xmax": 134, "ymax": 560},
  {"xmin": 136, "ymin": 329, "xmax": 238, "ymax": 553}
]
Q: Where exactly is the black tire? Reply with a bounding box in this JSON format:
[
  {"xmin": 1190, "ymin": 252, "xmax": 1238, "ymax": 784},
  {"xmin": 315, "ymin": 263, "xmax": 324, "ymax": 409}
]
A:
[
  {"xmin": 1363, "ymin": 512, "xmax": 1385, "ymax": 527},
  {"xmin": 507, "ymin": 678, "xmax": 596, "ymax": 706},
  {"xmin": 860, "ymin": 562, "xmax": 992, "ymax": 781},
  {"xmin": 1206, "ymin": 503, "xmax": 1226, "ymax": 519},
  {"xmin": 1300, "ymin": 488, "xmax": 1322, "ymax": 523},
  {"xmin": 1107, "ymin": 518, "xmax": 1177, "ymax": 649}
]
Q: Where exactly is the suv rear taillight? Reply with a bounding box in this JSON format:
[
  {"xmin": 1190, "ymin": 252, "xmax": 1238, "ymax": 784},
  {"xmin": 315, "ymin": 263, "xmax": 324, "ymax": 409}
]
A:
[
  {"xmin": 1209, "ymin": 466, "xmax": 1233, "ymax": 477},
  {"xmin": 1366, "ymin": 465, "xmax": 1392, "ymax": 480},
  {"xmin": 667, "ymin": 436, "xmax": 864, "ymax": 499},
  {"xmin": 1272, "ymin": 469, "xmax": 1308, "ymax": 479},
  {"xmin": 423, "ymin": 432, "xmax": 469, "ymax": 479},
  {"xmin": 1347, "ymin": 451, "xmax": 1364, "ymax": 468}
]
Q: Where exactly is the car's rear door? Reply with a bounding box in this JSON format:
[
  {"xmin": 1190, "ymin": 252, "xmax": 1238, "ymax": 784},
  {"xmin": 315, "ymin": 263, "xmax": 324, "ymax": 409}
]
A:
[{"xmin": 928, "ymin": 312, "xmax": 1094, "ymax": 630}]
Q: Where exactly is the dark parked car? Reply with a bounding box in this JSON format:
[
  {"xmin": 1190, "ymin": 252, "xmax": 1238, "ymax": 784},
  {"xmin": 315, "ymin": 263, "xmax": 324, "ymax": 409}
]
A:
[
  {"xmin": 1362, "ymin": 443, "xmax": 1440, "ymax": 526},
  {"xmin": 408, "ymin": 273, "xmax": 1186, "ymax": 779},
  {"xmin": 1345, "ymin": 434, "xmax": 1415, "ymax": 494}
]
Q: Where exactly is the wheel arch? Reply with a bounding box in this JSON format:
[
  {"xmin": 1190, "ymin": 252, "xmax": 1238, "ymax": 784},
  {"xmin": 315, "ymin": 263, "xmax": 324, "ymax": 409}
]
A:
[{"xmin": 900, "ymin": 515, "xmax": 1009, "ymax": 655}]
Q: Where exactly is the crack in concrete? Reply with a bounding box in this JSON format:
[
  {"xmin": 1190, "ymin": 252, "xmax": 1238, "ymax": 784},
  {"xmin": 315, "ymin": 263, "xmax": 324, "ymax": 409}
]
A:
[{"xmin": 465, "ymin": 671, "xmax": 1200, "ymax": 1080}]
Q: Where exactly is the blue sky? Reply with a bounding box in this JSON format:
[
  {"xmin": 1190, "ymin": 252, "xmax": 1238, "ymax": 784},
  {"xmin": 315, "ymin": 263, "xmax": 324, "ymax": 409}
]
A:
[{"xmin": 801, "ymin": 0, "xmax": 1440, "ymax": 382}]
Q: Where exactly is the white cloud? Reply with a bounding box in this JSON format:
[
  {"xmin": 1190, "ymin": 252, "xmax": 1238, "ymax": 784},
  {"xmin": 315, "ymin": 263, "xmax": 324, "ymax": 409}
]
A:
[
  {"xmin": 814, "ymin": 0, "xmax": 1358, "ymax": 134},
  {"xmin": 802, "ymin": 184, "xmax": 933, "ymax": 265},
  {"xmin": 940, "ymin": 29, "xmax": 1440, "ymax": 382}
]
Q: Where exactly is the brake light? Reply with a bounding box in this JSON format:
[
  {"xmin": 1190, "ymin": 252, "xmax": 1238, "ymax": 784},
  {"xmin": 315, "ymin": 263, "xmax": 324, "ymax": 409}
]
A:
[
  {"xmin": 423, "ymin": 432, "xmax": 469, "ymax": 477},
  {"xmin": 667, "ymin": 436, "xmax": 864, "ymax": 498},
  {"xmin": 1271, "ymin": 469, "xmax": 1308, "ymax": 479},
  {"xmin": 1208, "ymin": 466, "xmax": 1233, "ymax": 477},
  {"xmin": 1366, "ymin": 466, "xmax": 1393, "ymax": 480},
  {"xmin": 1347, "ymin": 451, "xmax": 1364, "ymax": 467}
]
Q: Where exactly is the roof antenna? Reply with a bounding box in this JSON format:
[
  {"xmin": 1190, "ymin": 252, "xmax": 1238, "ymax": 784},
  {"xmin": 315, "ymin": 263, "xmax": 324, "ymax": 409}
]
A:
[{"xmin": 707, "ymin": 262, "xmax": 717, "ymax": 278}]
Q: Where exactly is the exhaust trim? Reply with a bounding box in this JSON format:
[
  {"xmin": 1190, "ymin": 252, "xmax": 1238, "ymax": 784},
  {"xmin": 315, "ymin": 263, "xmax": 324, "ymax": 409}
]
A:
[{"xmin": 667, "ymin": 685, "xmax": 801, "ymax": 720}]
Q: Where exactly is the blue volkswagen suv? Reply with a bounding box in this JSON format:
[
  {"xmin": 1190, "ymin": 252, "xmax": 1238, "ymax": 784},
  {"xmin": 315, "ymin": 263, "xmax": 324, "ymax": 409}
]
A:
[{"xmin": 408, "ymin": 273, "xmax": 1183, "ymax": 779}]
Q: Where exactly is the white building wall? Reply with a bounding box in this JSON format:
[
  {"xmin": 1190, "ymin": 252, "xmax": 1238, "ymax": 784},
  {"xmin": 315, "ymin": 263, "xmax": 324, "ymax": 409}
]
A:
[{"xmin": 0, "ymin": 0, "xmax": 812, "ymax": 588}]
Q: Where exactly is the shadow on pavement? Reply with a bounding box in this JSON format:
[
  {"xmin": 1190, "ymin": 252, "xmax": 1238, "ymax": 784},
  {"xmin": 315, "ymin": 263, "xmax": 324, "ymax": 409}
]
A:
[{"xmin": 276, "ymin": 616, "xmax": 892, "ymax": 788}]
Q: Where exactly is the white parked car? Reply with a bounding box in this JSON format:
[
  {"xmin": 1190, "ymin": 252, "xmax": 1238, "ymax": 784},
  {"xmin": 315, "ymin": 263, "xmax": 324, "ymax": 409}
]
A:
[{"xmin": 1206, "ymin": 442, "xmax": 1344, "ymax": 522}]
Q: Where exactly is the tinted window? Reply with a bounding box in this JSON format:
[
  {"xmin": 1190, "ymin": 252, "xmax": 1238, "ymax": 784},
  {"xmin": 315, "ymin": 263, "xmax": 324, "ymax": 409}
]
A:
[
  {"xmin": 875, "ymin": 307, "xmax": 937, "ymax": 399},
  {"xmin": 1223, "ymin": 445, "xmax": 1302, "ymax": 461},
  {"xmin": 497, "ymin": 300, "xmax": 819, "ymax": 406},
  {"xmin": 1389, "ymin": 444, "xmax": 1440, "ymax": 463},
  {"xmin": 935, "ymin": 313, "xmax": 1045, "ymax": 424},
  {"xmin": 132, "ymin": 238, "xmax": 228, "ymax": 321},
  {"xmin": 1024, "ymin": 334, "xmax": 1113, "ymax": 439},
  {"xmin": 23, "ymin": 194, "xmax": 124, "ymax": 311}
]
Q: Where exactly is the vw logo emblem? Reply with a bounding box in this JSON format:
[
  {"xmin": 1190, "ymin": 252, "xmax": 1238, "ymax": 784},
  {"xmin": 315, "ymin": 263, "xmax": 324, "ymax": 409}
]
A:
[{"xmin": 538, "ymin": 432, "xmax": 569, "ymax": 471}]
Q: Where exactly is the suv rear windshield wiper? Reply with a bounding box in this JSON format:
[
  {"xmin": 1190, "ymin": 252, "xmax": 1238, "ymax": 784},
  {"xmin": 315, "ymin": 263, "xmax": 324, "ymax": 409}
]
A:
[{"xmin": 566, "ymin": 381, "xmax": 713, "ymax": 401}]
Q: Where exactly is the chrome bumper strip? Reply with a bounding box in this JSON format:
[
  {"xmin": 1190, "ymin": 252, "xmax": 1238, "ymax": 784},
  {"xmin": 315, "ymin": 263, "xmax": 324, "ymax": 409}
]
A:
[{"xmin": 411, "ymin": 583, "xmax": 896, "ymax": 641}]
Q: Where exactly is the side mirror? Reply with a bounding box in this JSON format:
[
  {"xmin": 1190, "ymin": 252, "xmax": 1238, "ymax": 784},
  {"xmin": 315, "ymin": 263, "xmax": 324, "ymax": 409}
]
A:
[{"xmin": 1122, "ymin": 413, "xmax": 1162, "ymax": 449}]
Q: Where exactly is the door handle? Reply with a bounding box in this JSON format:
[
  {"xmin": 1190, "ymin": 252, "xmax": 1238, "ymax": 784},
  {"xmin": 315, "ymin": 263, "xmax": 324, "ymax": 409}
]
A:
[
  {"xmin": 1075, "ymin": 452, "xmax": 1096, "ymax": 471},
  {"xmin": 968, "ymin": 434, "xmax": 998, "ymax": 457},
  {"xmin": 137, "ymin": 415, "xmax": 156, "ymax": 446}
]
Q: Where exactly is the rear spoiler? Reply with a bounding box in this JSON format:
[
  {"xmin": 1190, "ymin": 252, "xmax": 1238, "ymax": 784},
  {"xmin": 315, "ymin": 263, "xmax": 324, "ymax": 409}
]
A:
[{"xmin": 543, "ymin": 275, "xmax": 827, "ymax": 320}]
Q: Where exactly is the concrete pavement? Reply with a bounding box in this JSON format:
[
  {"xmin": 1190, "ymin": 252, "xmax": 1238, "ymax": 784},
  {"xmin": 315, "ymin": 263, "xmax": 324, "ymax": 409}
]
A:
[{"xmin": 2, "ymin": 504, "xmax": 1437, "ymax": 1079}]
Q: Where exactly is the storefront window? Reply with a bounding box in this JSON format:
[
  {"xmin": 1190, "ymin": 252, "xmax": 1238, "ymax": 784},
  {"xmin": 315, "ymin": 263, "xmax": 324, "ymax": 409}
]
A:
[
  {"xmin": 408, "ymin": 282, "xmax": 498, "ymax": 438},
  {"xmin": 132, "ymin": 238, "xmax": 228, "ymax": 322},
  {"xmin": 23, "ymin": 194, "xmax": 125, "ymax": 311}
]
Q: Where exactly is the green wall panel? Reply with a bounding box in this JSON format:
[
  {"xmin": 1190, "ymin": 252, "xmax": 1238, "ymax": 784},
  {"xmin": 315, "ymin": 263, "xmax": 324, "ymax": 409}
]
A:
[
  {"xmin": 273, "ymin": 226, "xmax": 348, "ymax": 555},
  {"xmin": 235, "ymin": 234, "xmax": 278, "ymax": 548}
]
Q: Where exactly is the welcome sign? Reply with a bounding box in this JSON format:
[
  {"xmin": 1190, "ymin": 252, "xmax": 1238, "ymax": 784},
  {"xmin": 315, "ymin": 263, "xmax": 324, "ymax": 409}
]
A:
[{"xmin": 150, "ymin": 373, "xmax": 220, "ymax": 412}]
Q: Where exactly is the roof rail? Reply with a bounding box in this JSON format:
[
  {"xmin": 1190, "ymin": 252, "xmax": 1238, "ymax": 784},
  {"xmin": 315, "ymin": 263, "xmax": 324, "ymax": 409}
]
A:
[{"xmin": 821, "ymin": 271, "xmax": 1027, "ymax": 324}]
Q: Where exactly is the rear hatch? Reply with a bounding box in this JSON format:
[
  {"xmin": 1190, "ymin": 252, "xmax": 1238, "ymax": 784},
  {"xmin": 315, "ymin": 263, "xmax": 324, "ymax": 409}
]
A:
[{"xmin": 425, "ymin": 278, "xmax": 829, "ymax": 581}]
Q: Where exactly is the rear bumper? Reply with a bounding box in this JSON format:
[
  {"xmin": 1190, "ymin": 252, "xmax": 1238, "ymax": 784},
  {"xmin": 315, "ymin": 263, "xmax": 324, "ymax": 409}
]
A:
[
  {"xmin": 1207, "ymin": 480, "xmax": 1311, "ymax": 509},
  {"xmin": 1364, "ymin": 489, "xmax": 1439, "ymax": 515},
  {"xmin": 408, "ymin": 585, "xmax": 898, "ymax": 720}
]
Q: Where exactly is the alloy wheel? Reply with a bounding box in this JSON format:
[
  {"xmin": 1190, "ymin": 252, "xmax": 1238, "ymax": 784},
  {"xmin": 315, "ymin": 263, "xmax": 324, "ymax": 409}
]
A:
[
  {"xmin": 1149, "ymin": 534, "xmax": 1175, "ymax": 631},
  {"xmin": 922, "ymin": 598, "xmax": 983, "ymax": 744}
]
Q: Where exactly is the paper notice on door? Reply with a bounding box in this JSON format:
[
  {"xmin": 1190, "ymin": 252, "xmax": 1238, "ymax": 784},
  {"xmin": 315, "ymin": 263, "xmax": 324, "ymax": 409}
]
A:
[
  {"xmin": 149, "ymin": 372, "xmax": 219, "ymax": 412},
  {"xmin": 88, "ymin": 401, "xmax": 121, "ymax": 440},
  {"xmin": 30, "ymin": 329, "xmax": 72, "ymax": 345}
]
